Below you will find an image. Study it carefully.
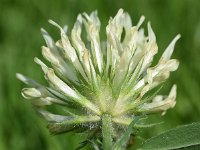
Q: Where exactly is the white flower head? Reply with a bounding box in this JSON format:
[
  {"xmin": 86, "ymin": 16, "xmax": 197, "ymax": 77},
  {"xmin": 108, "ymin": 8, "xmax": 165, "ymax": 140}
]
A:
[{"xmin": 17, "ymin": 9, "xmax": 180, "ymax": 137}]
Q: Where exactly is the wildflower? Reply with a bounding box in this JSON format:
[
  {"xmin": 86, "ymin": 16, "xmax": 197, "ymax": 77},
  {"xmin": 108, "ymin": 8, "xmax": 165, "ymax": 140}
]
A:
[{"xmin": 17, "ymin": 9, "xmax": 180, "ymax": 148}]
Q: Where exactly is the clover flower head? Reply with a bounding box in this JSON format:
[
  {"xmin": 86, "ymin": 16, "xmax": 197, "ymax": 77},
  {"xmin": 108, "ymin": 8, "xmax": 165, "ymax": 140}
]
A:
[{"xmin": 17, "ymin": 9, "xmax": 179, "ymax": 142}]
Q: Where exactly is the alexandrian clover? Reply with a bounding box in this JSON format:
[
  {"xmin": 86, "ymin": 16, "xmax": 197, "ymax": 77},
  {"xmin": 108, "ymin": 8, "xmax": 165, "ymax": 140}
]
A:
[{"xmin": 17, "ymin": 9, "xmax": 180, "ymax": 148}]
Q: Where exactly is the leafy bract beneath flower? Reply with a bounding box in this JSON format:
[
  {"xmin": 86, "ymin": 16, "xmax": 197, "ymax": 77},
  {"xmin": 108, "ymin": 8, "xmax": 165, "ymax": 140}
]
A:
[{"xmin": 17, "ymin": 9, "xmax": 180, "ymax": 135}]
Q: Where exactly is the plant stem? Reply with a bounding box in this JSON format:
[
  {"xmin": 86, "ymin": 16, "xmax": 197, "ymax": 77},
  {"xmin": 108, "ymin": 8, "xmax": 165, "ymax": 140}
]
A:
[{"xmin": 102, "ymin": 114, "xmax": 112, "ymax": 150}]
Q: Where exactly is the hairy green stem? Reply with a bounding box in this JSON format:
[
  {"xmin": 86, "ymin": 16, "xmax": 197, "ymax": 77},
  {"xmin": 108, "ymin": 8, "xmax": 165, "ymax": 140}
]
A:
[{"xmin": 102, "ymin": 114, "xmax": 112, "ymax": 150}]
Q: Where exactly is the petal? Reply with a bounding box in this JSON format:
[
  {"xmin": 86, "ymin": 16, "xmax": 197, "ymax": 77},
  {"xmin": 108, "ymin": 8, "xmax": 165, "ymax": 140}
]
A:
[
  {"xmin": 41, "ymin": 28, "xmax": 79, "ymax": 83},
  {"xmin": 34, "ymin": 57, "xmax": 48, "ymax": 73},
  {"xmin": 55, "ymin": 40, "xmax": 88, "ymax": 82},
  {"xmin": 146, "ymin": 59, "xmax": 179, "ymax": 85},
  {"xmin": 71, "ymin": 15, "xmax": 85, "ymax": 60},
  {"xmin": 105, "ymin": 9, "xmax": 130, "ymax": 77},
  {"xmin": 49, "ymin": 20, "xmax": 77, "ymax": 63},
  {"xmin": 138, "ymin": 85, "xmax": 177, "ymax": 114},
  {"xmin": 40, "ymin": 46, "xmax": 78, "ymax": 83},
  {"xmin": 123, "ymin": 26, "xmax": 138, "ymax": 51},
  {"xmin": 38, "ymin": 110, "xmax": 71, "ymax": 122},
  {"xmin": 41, "ymin": 28, "xmax": 56, "ymax": 51},
  {"xmin": 21, "ymin": 88, "xmax": 52, "ymax": 106},
  {"xmin": 133, "ymin": 58, "xmax": 179, "ymax": 95},
  {"xmin": 22, "ymin": 88, "xmax": 41, "ymax": 99},
  {"xmin": 40, "ymin": 67, "xmax": 100, "ymax": 114},
  {"xmin": 136, "ymin": 16, "xmax": 145, "ymax": 29},
  {"xmin": 160, "ymin": 34, "xmax": 181, "ymax": 61},
  {"xmin": 16, "ymin": 73, "xmax": 41, "ymax": 87},
  {"xmin": 109, "ymin": 8, "xmax": 124, "ymax": 40},
  {"xmin": 123, "ymin": 12, "xmax": 132, "ymax": 28},
  {"xmin": 83, "ymin": 11, "xmax": 103, "ymax": 73},
  {"xmin": 41, "ymin": 46, "xmax": 60, "ymax": 66},
  {"xmin": 147, "ymin": 22, "xmax": 156, "ymax": 43},
  {"xmin": 140, "ymin": 22, "xmax": 158, "ymax": 73},
  {"xmin": 21, "ymin": 86, "xmax": 67, "ymax": 106},
  {"xmin": 47, "ymin": 68, "xmax": 81, "ymax": 100}
]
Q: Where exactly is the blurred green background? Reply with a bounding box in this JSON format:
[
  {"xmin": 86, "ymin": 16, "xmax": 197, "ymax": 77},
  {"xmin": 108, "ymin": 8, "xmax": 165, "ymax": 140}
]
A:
[{"xmin": 0, "ymin": 0, "xmax": 200, "ymax": 149}]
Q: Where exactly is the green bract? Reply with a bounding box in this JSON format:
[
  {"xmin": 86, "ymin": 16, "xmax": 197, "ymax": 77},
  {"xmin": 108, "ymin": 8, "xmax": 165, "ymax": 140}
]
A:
[{"xmin": 17, "ymin": 9, "xmax": 180, "ymax": 147}]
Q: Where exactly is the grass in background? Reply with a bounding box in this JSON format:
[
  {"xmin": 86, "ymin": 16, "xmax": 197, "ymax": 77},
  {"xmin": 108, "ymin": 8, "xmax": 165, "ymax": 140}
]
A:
[{"xmin": 0, "ymin": 0, "xmax": 200, "ymax": 149}]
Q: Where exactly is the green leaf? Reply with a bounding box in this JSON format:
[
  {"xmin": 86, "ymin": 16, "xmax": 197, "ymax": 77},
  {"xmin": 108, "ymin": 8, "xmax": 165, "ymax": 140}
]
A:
[
  {"xmin": 139, "ymin": 122, "xmax": 200, "ymax": 150},
  {"xmin": 135, "ymin": 121, "xmax": 164, "ymax": 128},
  {"xmin": 113, "ymin": 116, "xmax": 141, "ymax": 150}
]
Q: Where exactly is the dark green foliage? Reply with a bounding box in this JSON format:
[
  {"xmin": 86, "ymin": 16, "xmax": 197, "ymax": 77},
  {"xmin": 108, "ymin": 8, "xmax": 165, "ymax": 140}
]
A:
[
  {"xmin": 140, "ymin": 122, "xmax": 200, "ymax": 150},
  {"xmin": 113, "ymin": 116, "xmax": 141, "ymax": 150}
]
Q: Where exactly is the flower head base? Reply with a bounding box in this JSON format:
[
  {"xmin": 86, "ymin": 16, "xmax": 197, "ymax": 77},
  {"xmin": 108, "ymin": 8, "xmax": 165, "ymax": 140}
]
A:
[{"xmin": 17, "ymin": 9, "xmax": 179, "ymax": 138}]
